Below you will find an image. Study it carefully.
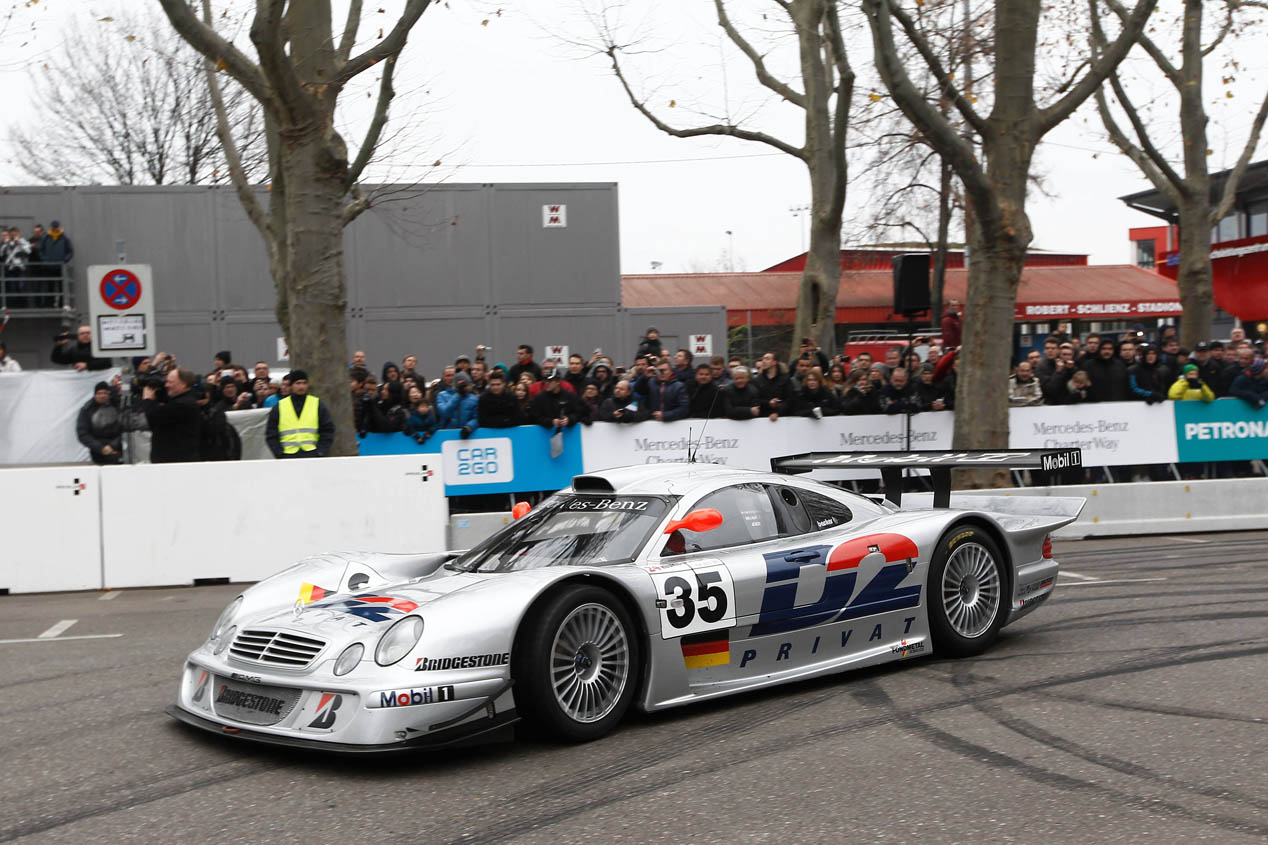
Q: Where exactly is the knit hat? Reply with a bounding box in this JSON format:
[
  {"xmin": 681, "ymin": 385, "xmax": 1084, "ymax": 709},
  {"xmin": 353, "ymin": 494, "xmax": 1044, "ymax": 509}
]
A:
[
  {"xmin": 94, "ymin": 381, "xmax": 111, "ymax": 393},
  {"xmin": 1182, "ymin": 363, "xmax": 1198, "ymax": 375},
  {"xmin": 454, "ymin": 370, "xmax": 473, "ymax": 385},
  {"xmin": 288, "ymin": 369, "xmax": 308, "ymax": 382},
  {"xmin": 1249, "ymin": 358, "xmax": 1267, "ymax": 376}
]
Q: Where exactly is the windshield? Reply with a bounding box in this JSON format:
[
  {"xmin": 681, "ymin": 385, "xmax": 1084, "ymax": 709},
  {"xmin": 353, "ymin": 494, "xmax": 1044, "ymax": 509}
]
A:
[{"xmin": 450, "ymin": 495, "xmax": 674, "ymax": 572}]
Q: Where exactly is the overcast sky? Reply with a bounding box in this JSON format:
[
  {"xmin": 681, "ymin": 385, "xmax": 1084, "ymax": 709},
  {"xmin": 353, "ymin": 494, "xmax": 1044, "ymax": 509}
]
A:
[{"xmin": 1, "ymin": 1, "xmax": 1262, "ymax": 275}]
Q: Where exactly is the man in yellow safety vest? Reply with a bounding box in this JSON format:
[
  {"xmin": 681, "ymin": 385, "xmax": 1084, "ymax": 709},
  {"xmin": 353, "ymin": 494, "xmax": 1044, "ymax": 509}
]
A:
[{"xmin": 265, "ymin": 369, "xmax": 335, "ymax": 458}]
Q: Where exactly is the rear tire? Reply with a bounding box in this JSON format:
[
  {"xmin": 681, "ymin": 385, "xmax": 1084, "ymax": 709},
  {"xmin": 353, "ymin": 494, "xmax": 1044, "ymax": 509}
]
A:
[
  {"xmin": 928, "ymin": 525, "xmax": 1008, "ymax": 657},
  {"xmin": 514, "ymin": 584, "xmax": 640, "ymax": 742}
]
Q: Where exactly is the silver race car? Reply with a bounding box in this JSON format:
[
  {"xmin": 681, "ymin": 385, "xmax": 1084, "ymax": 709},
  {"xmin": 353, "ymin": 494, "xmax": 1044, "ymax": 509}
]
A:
[{"xmin": 167, "ymin": 450, "xmax": 1084, "ymax": 752}]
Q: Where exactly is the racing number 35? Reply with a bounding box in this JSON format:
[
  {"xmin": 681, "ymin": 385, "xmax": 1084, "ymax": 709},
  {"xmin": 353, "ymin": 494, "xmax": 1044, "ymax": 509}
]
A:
[{"xmin": 652, "ymin": 567, "xmax": 737, "ymax": 639}]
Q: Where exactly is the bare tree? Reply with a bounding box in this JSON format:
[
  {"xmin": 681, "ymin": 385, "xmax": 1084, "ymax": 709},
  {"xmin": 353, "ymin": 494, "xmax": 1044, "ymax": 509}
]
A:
[
  {"xmin": 1093, "ymin": 0, "xmax": 1268, "ymax": 347},
  {"xmin": 157, "ymin": 0, "xmax": 432, "ymax": 456},
  {"xmin": 9, "ymin": 13, "xmax": 265, "ymax": 186},
  {"xmin": 865, "ymin": 0, "xmax": 1155, "ymax": 485},
  {"xmin": 588, "ymin": 0, "xmax": 852, "ymax": 359}
]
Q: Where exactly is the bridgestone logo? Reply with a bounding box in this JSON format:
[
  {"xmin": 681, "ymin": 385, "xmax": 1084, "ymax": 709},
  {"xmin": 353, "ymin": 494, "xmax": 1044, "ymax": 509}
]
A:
[
  {"xmin": 215, "ymin": 687, "xmax": 284, "ymax": 715},
  {"xmin": 415, "ymin": 652, "xmax": 509, "ymax": 672}
]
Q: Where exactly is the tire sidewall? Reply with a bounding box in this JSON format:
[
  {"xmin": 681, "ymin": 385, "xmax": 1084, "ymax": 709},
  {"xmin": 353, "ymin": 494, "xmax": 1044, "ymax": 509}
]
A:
[
  {"xmin": 928, "ymin": 525, "xmax": 1008, "ymax": 658},
  {"xmin": 514, "ymin": 583, "xmax": 641, "ymax": 742}
]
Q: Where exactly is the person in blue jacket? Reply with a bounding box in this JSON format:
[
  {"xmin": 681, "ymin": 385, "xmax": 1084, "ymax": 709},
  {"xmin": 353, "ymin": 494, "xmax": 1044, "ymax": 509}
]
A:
[
  {"xmin": 438, "ymin": 370, "xmax": 479, "ymax": 437},
  {"xmin": 1229, "ymin": 358, "xmax": 1268, "ymax": 409}
]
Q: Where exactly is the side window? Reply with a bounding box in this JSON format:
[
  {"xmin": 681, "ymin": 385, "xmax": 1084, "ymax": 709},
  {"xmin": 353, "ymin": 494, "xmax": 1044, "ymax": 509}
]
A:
[
  {"xmin": 674, "ymin": 483, "xmax": 779, "ymax": 553},
  {"xmin": 799, "ymin": 488, "xmax": 853, "ymax": 531},
  {"xmin": 767, "ymin": 485, "xmax": 814, "ymax": 536}
]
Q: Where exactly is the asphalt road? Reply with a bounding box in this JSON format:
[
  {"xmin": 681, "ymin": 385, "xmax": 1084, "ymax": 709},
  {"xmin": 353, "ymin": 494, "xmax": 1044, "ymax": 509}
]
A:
[{"xmin": 1, "ymin": 531, "xmax": 1266, "ymax": 844}]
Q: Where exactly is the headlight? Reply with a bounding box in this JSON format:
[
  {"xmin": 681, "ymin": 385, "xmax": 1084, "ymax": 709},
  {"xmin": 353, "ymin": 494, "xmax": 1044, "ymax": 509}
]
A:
[
  {"xmin": 210, "ymin": 596, "xmax": 243, "ymax": 642},
  {"xmin": 375, "ymin": 616, "xmax": 423, "ymax": 666},
  {"xmin": 334, "ymin": 643, "xmax": 364, "ymax": 676},
  {"xmin": 215, "ymin": 627, "xmax": 235, "ymax": 655}
]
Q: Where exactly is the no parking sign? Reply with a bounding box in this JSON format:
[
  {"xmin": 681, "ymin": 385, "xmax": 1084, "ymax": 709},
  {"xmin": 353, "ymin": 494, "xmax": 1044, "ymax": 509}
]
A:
[{"xmin": 87, "ymin": 264, "xmax": 156, "ymax": 357}]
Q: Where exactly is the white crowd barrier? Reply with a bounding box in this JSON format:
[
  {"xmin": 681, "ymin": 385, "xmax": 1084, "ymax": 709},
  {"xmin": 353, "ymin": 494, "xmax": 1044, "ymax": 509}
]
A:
[
  {"xmin": 0, "ymin": 455, "xmax": 447, "ymax": 594},
  {"xmin": 0, "ymin": 369, "xmax": 121, "ymax": 464},
  {"xmin": 0, "ymin": 465, "xmax": 103, "ymax": 593}
]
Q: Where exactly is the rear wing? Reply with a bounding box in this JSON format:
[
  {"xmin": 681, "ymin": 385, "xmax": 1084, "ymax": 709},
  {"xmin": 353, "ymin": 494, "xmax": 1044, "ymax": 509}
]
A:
[{"xmin": 771, "ymin": 449, "xmax": 1083, "ymax": 508}]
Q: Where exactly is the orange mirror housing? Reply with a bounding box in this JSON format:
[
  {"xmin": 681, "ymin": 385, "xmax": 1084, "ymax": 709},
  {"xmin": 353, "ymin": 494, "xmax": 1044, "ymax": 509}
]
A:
[
  {"xmin": 512, "ymin": 501, "xmax": 532, "ymax": 520},
  {"xmin": 663, "ymin": 508, "xmax": 724, "ymax": 535}
]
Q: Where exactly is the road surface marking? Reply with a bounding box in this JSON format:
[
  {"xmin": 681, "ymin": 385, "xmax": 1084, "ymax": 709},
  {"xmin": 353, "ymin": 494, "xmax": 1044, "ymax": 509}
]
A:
[
  {"xmin": 99, "ymin": 591, "xmax": 120, "ymax": 601},
  {"xmin": 1060, "ymin": 571, "xmax": 1098, "ymax": 581},
  {"xmin": 1165, "ymin": 536, "xmax": 1209, "ymax": 544},
  {"xmin": 0, "ymin": 634, "xmax": 124, "ymax": 645},
  {"xmin": 1056, "ymin": 578, "xmax": 1167, "ymax": 587},
  {"xmin": 39, "ymin": 619, "xmax": 77, "ymax": 638}
]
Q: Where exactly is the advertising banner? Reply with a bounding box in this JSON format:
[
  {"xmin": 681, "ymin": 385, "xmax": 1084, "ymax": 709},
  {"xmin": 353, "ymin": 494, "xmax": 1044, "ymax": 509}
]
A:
[
  {"xmin": 1008, "ymin": 401, "xmax": 1178, "ymax": 465},
  {"xmin": 358, "ymin": 425, "xmax": 583, "ymax": 496},
  {"xmin": 1172, "ymin": 398, "xmax": 1268, "ymax": 462}
]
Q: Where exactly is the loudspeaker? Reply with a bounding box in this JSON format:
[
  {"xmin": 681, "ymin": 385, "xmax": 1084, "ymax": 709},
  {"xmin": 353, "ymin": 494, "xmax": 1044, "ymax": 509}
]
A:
[{"xmin": 892, "ymin": 253, "xmax": 931, "ymax": 315}]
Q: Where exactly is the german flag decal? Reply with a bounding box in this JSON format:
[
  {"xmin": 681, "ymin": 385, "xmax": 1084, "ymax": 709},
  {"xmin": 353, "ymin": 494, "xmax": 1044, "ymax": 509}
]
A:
[
  {"xmin": 297, "ymin": 582, "xmax": 334, "ymax": 605},
  {"xmin": 681, "ymin": 631, "xmax": 730, "ymax": 669}
]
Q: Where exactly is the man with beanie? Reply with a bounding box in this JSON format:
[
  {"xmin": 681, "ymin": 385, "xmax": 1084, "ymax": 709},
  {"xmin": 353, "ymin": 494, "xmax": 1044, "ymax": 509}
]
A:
[
  {"xmin": 266, "ymin": 369, "xmax": 335, "ymax": 458},
  {"xmin": 1229, "ymin": 358, "xmax": 1268, "ymax": 409},
  {"xmin": 77, "ymin": 381, "xmax": 123, "ymax": 464},
  {"xmin": 1083, "ymin": 339, "xmax": 1132, "ymax": 402},
  {"xmin": 1168, "ymin": 363, "xmax": 1216, "ymax": 402}
]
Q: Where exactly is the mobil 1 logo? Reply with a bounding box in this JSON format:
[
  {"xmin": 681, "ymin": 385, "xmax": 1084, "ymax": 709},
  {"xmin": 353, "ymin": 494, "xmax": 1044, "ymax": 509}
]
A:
[{"xmin": 1041, "ymin": 449, "xmax": 1082, "ymax": 472}]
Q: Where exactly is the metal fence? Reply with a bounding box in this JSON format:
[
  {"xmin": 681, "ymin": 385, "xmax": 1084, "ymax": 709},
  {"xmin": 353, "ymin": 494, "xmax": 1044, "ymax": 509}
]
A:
[{"xmin": 0, "ymin": 262, "xmax": 74, "ymax": 315}]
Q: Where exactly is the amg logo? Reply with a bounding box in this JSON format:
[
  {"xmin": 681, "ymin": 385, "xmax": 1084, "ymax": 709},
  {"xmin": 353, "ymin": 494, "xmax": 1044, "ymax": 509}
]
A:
[{"xmin": 1041, "ymin": 450, "xmax": 1082, "ymax": 472}]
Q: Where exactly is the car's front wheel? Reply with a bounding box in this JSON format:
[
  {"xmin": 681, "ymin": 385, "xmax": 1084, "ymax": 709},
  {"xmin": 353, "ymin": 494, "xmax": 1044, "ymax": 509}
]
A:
[
  {"xmin": 514, "ymin": 584, "xmax": 640, "ymax": 742},
  {"xmin": 928, "ymin": 525, "xmax": 1008, "ymax": 657}
]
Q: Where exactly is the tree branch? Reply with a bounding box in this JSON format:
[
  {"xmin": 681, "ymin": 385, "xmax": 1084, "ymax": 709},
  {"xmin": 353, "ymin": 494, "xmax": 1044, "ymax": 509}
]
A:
[
  {"xmin": 1103, "ymin": 0, "xmax": 1180, "ymax": 82},
  {"xmin": 887, "ymin": 0, "xmax": 989, "ymax": 138},
  {"xmin": 249, "ymin": 0, "xmax": 308, "ymax": 121},
  {"xmin": 346, "ymin": 53, "xmax": 398, "ymax": 188},
  {"xmin": 713, "ymin": 0, "xmax": 806, "ymax": 108},
  {"xmin": 337, "ymin": 0, "xmax": 363, "ymax": 64},
  {"xmin": 863, "ymin": 0, "xmax": 989, "ymax": 207},
  {"xmin": 825, "ymin": 2, "xmax": 854, "ymax": 218},
  {"xmin": 1212, "ymin": 82, "xmax": 1268, "ymax": 222},
  {"xmin": 605, "ymin": 47, "xmax": 806, "ymax": 159},
  {"xmin": 1036, "ymin": 0, "xmax": 1158, "ymax": 136},
  {"xmin": 336, "ymin": 0, "xmax": 431, "ymax": 85},
  {"xmin": 155, "ymin": 0, "xmax": 273, "ymax": 107}
]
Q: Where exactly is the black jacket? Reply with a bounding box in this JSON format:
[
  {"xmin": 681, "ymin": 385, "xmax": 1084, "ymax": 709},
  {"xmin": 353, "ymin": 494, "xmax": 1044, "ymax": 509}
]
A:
[
  {"xmin": 597, "ymin": 393, "xmax": 649, "ymax": 423},
  {"xmin": 720, "ymin": 382, "xmax": 763, "ymax": 420},
  {"xmin": 478, "ymin": 389, "xmax": 521, "ymax": 428},
  {"xmin": 76, "ymin": 398, "xmax": 122, "ymax": 464},
  {"xmin": 793, "ymin": 384, "xmax": 839, "ymax": 416},
  {"xmin": 143, "ymin": 391, "xmax": 202, "ymax": 463},
  {"xmin": 688, "ymin": 381, "xmax": 721, "ymax": 419},
  {"xmin": 528, "ymin": 388, "xmax": 587, "ymax": 428},
  {"xmin": 1082, "ymin": 356, "xmax": 1132, "ymax": 403},
  {"xmin": 51, "ymin": 339, "xmax": 111, "ymax": 371},
  {"xmin": 840, "ymin": 385, "xmax": 882, "ymax": 415}
]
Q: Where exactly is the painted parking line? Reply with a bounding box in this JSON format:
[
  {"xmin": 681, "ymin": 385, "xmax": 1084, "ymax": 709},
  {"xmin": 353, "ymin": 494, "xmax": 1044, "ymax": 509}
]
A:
[
  {"xmin": 0, "ymin": 634, "xmax": 124, "ymax": 645},
  {"xmin": 1060, "ymin": 571, "xmax": 1098, "ymax": 581},
  {"xmin": 99, "ymin": 591, "xmax": 120, "ymax": 601},
  {"xmin": 1055, "ymin": 577, "xmax": 1168, "ymax": 587},
  {"xmin": 39, "ymin": 619, "xmax": 77, "ymax": 638}
]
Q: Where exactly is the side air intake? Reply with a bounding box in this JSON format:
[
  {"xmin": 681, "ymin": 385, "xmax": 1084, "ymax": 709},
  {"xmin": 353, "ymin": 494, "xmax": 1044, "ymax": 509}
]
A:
[{"xmin": 571, "ymin": 474, "xmax": 616, "ymax": 493}]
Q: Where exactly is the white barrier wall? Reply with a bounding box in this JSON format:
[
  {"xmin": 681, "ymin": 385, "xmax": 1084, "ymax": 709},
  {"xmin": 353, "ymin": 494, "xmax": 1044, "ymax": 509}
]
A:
[
  {"xmin": 0, "ymin": 465, "xmax": 103, "ymax": 593},
  {"xmin": 0, "ymin": 369, "xmax": 121, "ymax": 464},
  {"xmin": 99, "ymin": 454, "xmax": 447, "ymax": 588},
  {"xmin": 909, "ymin": 477, "xmax": 1268, "ymax": 538}
]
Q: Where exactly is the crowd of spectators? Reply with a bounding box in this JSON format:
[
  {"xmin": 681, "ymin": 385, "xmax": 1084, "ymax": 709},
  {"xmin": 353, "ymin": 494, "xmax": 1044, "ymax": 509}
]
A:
[{"xmin": 0, "ymin": 220, "xmax": 73, "ymax": 309}]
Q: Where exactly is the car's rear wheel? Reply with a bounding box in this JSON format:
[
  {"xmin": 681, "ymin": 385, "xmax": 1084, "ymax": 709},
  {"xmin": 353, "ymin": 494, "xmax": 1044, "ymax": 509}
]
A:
[
  {"xmin": 514, "ymin": 584, "xmax": 640, "ymax": 742},
  {"xmin": 928, "ymin": 525, "xmax": 1007, "ymax": 657}
]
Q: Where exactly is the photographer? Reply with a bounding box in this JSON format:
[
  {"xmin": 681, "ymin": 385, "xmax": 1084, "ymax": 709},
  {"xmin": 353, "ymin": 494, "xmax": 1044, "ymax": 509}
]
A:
[
  {"xmin": 50, "ymin": 325, "xmax": 111, "ymax": 371},
  {"xmin": 142, "ymin": 367, "xmax": 202, "ymax": 463}
]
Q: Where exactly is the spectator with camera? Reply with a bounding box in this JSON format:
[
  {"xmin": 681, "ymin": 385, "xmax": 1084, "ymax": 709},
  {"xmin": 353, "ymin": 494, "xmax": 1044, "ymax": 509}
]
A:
[
  {"xmin": 142, "ymin": 367, "xmax": 203, "ymax": 463},
  {"xmin": 51, "ymin": 325, "xmax": 111, "ymax": 371},
  {"xmin": 265, "ymin": 369, "xmax": 335, "ymax": 458},
  {"xmin": 1168, "ymin": 363, "xmax": 1215, "ymax": 402}
]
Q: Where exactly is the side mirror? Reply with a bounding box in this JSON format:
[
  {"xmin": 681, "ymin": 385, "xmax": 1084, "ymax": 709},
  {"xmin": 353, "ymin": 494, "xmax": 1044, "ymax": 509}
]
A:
[
  {"xmin": 512, "ymin": 501, "xmax": 532, "ymax": 520},
  {"xmin": 664, "ymin": 508, "xmax": 724, "ymax": 535}
]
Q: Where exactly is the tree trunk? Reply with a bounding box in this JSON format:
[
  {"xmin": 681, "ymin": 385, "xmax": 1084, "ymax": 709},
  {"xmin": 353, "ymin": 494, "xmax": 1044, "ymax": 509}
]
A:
[
  {"xmin": 281, "ymin": 130, "xmax": 357, "ymax": 457},
  {"xmin": 953, "ymin": 199, "xmax": 1029, "ymax": 488},
  {"xmin": 1175, "ymin": 202, "xmax": 1215, "ymax": 348},
  {"xmin": 793, "ymin": 212, "xmax": 841, "ymax": 359},
  {"xmin": 930, "ymin": 157, "xmax": 952, "ymax": 331}
]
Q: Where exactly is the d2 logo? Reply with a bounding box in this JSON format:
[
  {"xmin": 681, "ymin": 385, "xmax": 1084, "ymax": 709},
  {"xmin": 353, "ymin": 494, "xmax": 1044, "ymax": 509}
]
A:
[{"xmin": 751, "ymin": 534, "xmax": 921, "ymax": 636}]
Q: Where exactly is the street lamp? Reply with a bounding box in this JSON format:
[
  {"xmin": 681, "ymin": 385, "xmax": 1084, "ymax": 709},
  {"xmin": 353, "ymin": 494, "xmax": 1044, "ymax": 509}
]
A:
[{"xmin": 789, "ymin": 204, "xmax": 810, "ymax": 252}]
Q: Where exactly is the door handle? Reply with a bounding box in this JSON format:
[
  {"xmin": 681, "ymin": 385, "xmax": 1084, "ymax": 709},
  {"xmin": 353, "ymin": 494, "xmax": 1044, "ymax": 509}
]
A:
[{"xmin": 783, "ymin": 551, "xmax": 821, "ymax": 563}]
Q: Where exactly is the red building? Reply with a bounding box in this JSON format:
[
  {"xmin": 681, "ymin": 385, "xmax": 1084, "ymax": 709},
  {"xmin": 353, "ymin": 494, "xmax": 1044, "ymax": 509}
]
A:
[{"xmin": 763, "ymin": 244, "xmax": 1088, "ymax": 273}]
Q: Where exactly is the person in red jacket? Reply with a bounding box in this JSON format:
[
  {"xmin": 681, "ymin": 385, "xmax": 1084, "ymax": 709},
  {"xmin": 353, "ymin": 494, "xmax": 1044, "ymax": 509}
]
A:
[{"xmin": 940, "ymin": 299, "xmax": 963, "ymax": 348}]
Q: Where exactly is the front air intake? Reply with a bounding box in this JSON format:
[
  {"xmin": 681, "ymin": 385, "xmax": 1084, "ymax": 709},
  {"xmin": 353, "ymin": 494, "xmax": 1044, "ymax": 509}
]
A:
[{"xmin": 229, "ymin": 629, "xmax": 326, "ymax": 669}]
